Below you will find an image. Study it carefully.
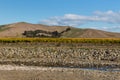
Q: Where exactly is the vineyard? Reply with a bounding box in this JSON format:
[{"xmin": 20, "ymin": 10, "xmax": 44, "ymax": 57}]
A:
[{"xmin": 0, "ymin": 38, "xmax": 120, "ymax": 43}]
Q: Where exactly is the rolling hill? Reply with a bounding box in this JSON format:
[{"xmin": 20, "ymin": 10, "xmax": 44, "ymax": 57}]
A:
[{"xmin": 0, "ymin": 22, "xmax": 120, "ymax": 38}]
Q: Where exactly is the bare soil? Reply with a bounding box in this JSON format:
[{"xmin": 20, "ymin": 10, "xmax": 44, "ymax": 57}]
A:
[
  {"xmin": 0, "ymin": 42, "xmax": 119, "ymax": 80},
  {"xmin": 0, "ymin": 65, "xmax": 120, "ymax": 80}
]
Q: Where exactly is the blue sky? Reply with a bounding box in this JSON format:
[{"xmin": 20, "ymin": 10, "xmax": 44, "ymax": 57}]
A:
[{"xmin": 0, "ymin": 0, "xmax": 120, "ymax": 32}]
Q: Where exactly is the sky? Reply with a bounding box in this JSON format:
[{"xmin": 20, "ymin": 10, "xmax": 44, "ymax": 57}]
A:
[{"xmin": 0, "ymin": 0, "xmax": 120, "ymax": 32}]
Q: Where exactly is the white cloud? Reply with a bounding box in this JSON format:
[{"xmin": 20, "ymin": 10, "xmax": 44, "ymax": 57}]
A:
[
  {"xmin": 93, "ymin": 10, "xmax": 120, "ymax": 23},
  {"xmin": 40, "ymin": 11, "xmax": 120, "ymax": 32},
  {"xmin": 40, "ymin": 14, "xmax": 88, "ymax": 26},
  {"xmin": 103, "ymin": 26, "xmax": 120, "ymax": 30},
  {"xmin": 89, "ymin": 25, "xmax": 120, "ymax": 32}
]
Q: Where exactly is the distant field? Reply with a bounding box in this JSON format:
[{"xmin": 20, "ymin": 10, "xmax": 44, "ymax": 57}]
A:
[{"xmin": 0, "ymin": 38, "xmax": 120, "ymax": 43}]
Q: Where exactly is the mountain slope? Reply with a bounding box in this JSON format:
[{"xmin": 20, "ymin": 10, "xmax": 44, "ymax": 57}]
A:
[
  {"xmin": 61, "ymin": 28, "xmax": 120, "ymax": 38},
  {"xmin": 0, "ymin": 22, "xmax": 120, "ymax": 38},
  {"xmin": 0, "ymin": 22, "xmax": 69, "ymax": 37}
]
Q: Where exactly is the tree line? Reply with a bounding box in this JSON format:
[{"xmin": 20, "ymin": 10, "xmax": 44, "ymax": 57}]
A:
[{"xmin": 22, "ymin": 27, "xmax": 71, "ymax": 38}]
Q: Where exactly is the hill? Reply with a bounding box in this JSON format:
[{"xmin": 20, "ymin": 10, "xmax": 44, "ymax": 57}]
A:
[
  {"xmin": 0, "ymin": 22, "xmax": 120, "ymax": 38},
  {"xmin": 61, "ymin": 28, "xmax": 120, "ymax": 38}
]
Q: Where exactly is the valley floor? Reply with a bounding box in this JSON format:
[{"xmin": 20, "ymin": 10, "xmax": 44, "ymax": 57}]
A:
[{"xmin": 0, "ymin": 42, "xmax": 119, "ymax": 80}]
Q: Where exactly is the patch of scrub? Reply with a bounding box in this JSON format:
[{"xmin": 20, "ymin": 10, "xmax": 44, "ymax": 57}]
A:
[{"xmin": 0, "ymin": 25, "xmax": 11, "ymax": 32}]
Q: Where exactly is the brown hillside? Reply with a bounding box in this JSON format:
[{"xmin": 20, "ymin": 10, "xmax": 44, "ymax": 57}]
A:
[
  {"xmin": 79, "ymin": 29, "xmax": 120, "ymax": 38},
  {"xmin": 0, "ymin": 22, "xmax": 120, "ymax": 38},
  {"xmin": 0, "ymin": 22, "xmax": 69, "ymax": 37},
  {"xmin": 61, "ymin": 27, "xmax": 120, "ymax": 38}
]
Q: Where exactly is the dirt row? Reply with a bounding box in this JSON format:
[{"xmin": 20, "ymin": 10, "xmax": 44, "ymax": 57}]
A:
[{"xmin": 0, "ymin": 46, "xmax": 119, "ymax": 68}]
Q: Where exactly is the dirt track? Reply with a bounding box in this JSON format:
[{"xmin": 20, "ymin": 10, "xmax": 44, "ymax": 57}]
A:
[{"xmin": 0, "ymin": 65, "xmax": 120, "ymax": 80}]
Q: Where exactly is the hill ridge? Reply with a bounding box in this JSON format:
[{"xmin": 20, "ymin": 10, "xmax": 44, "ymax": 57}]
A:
[{"xmin": 0, "ymin": 22, "xmax": 120, "ymax": 38}]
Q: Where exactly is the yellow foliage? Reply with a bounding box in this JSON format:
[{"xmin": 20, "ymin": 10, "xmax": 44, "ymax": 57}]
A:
[{"xmin": 0, "ymin": 38, "xmax": 119, "ymax": 43}]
